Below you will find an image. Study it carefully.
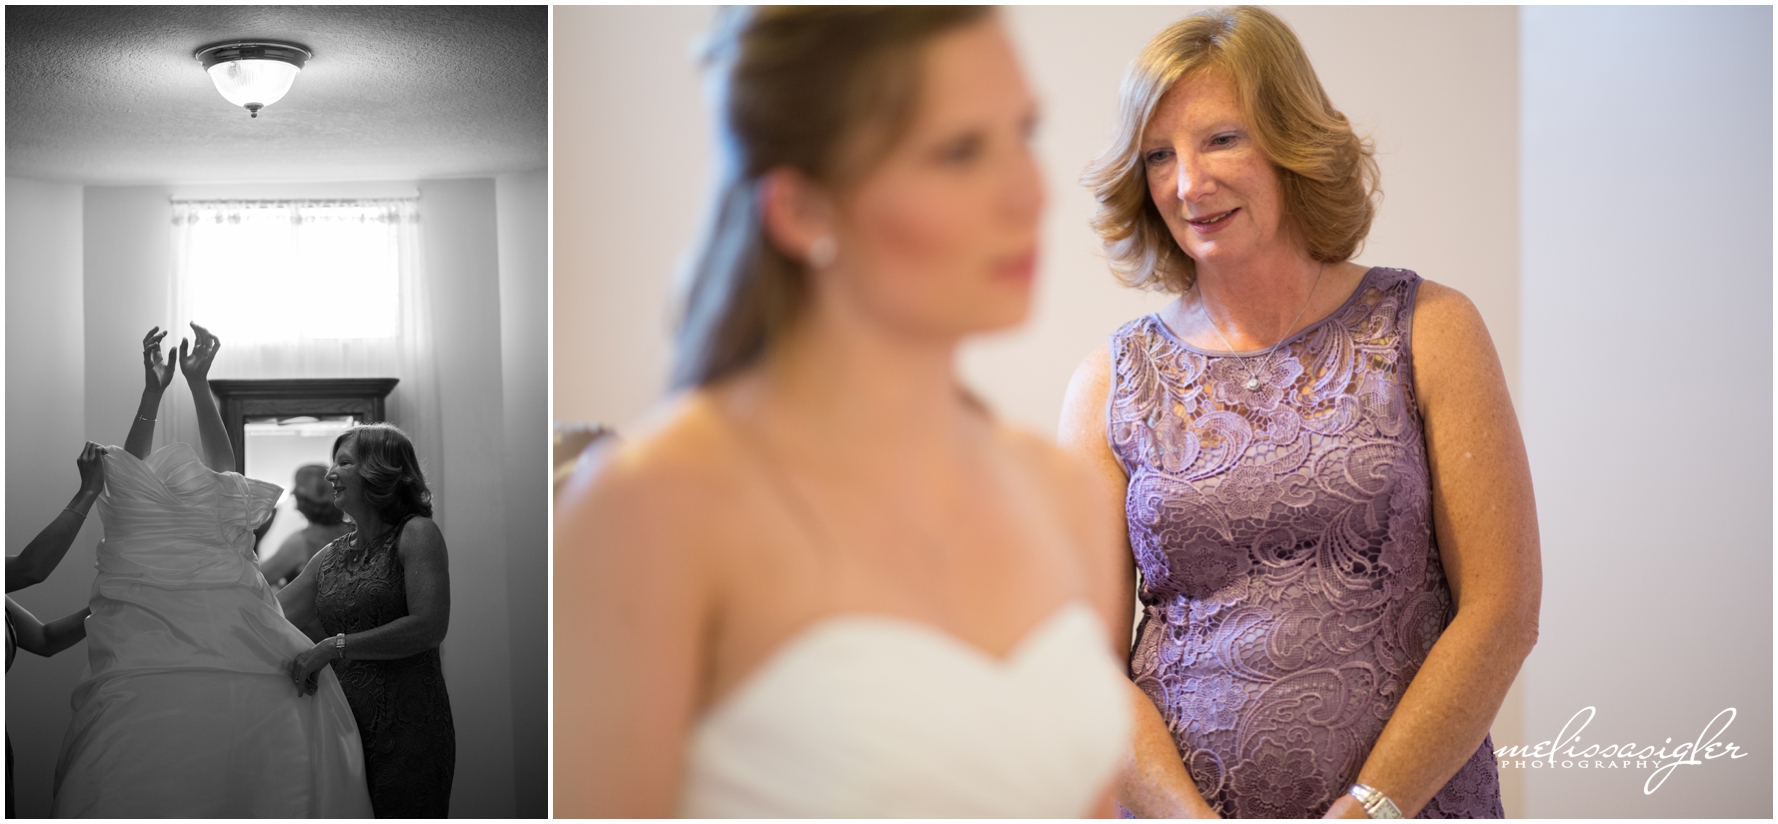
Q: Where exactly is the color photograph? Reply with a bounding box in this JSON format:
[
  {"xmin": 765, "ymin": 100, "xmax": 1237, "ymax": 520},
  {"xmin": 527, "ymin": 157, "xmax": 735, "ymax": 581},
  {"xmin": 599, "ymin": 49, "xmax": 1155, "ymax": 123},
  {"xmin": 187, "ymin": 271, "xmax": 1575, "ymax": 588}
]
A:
[{"xmin": 552, "ymin": 5, "xmax": 1770, "ymax": 818}]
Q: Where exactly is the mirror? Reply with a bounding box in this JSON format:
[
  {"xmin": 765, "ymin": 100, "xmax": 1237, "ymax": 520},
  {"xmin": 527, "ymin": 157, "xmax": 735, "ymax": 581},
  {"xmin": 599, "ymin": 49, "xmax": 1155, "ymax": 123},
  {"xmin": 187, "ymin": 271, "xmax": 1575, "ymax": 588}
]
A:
[
  {"xmin": 246, "ymin": 414, "xmax": 359, "ymax": 571},
  {"xmin": 208, "ymin": 378, "xmax": 398, "ymax": 572}
]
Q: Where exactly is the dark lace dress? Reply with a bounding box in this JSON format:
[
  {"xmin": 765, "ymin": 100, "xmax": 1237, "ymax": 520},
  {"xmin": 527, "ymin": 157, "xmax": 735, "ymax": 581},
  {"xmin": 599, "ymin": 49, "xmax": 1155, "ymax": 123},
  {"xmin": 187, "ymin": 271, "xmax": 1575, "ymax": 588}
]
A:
[
  {"xmin": 315, "ymin": 516, "xmax": 455, "ymax": 818},
  {"xmin": 7, "ymin": 611, "xmax": 15, "ymax": 818},
  {"xmin": 1108, "ymin": 268, "xmax": 1503, "ymax": 818}
]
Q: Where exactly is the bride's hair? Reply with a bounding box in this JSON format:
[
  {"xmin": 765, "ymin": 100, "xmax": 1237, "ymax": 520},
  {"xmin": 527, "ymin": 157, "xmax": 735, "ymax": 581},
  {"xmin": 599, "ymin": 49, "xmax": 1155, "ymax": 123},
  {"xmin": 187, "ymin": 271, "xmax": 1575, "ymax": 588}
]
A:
[
  {"xmin": 670, "ymin": 5, "xmax": 992, "ymax": 390},
  {"xmin": 333, "ymin": 424, "xmax": 433, "ymax": 523}
]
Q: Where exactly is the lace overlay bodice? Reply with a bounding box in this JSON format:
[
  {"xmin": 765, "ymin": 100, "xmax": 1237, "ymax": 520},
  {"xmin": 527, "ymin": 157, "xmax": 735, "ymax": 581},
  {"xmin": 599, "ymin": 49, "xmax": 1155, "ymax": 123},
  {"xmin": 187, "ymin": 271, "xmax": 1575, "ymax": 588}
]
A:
[
  {"xmin": 1108, "ymin": 268, "xmax": 1502, "ymax": 818},
  {"xmin": 315, "ymin": 517, "xmax": 455, "ymax": 817}
]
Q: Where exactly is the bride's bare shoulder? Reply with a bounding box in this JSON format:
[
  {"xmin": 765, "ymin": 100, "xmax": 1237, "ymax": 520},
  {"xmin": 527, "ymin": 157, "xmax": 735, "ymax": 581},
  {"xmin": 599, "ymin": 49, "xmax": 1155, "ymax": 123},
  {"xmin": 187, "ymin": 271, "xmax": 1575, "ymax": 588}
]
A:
[
  {"xmin": 987, "ymin": 415, "xmax": 1121, "ymax": 583},
  {"xmin": 556, "ymin": 391, "xmax": 753, "ymax": 555},
  {"xmin": 987, "ymin": 416, "xmax": 1105, "ymax": 518}
]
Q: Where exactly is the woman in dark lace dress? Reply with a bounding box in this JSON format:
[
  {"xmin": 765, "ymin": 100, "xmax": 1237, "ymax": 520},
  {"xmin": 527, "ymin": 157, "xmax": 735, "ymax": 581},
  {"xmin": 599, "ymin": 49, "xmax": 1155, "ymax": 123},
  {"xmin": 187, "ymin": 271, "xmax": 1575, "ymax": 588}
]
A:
[
  {"xmin": 280, "ymin": 424, "xmax": 455, "ymax": 817},
  {"xmin": 1059, "ymin": 7, "xmax": 1540, "ymax": 819}
]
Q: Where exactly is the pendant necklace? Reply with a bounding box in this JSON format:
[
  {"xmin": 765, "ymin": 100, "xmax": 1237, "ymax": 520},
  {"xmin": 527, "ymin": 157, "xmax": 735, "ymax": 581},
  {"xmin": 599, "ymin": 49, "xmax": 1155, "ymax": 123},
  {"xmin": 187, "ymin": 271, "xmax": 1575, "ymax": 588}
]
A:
[{"xmin": 1198, "ymin": 262, "xmax": 1325, "ymax": 392}]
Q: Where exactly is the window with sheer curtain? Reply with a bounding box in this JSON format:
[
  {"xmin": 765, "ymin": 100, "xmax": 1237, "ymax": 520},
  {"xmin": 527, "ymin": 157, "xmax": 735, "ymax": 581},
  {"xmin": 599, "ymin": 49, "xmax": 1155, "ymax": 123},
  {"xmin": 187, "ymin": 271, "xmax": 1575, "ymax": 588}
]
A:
[{"xmin": 161, "ymin": 199, "xmax": 440, "ymax": 469}]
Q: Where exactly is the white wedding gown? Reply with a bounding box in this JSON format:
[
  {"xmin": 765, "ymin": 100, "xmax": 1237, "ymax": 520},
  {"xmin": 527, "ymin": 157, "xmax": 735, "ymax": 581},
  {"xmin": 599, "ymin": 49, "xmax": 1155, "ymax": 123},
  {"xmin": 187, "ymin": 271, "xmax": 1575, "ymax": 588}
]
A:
[
  {"xmin": 52, "ymin": 444, "xmax": 372, "ymax": 817},
  {"xmin": 679, "ymin": 601, "xmax": 1131, "ymax": 817}
]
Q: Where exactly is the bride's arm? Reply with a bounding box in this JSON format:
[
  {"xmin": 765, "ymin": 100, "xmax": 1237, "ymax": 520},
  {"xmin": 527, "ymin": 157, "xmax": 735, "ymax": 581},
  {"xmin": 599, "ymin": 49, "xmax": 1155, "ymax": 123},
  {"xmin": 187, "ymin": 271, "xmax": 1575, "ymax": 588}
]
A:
[
  {"xmin": 179, "ymin": 323, "xmax": 235, "ymax": 473},
  {"xmin": 126, "ymin": 327, "xmax": 177, "ymax": 460},
  {"xmin": 555, "ymin": 437, "xmax": 714, "ymax": 816},
  {"xmin": 8, "ymin": 443, "xmax": 106, "ymax": 592}
]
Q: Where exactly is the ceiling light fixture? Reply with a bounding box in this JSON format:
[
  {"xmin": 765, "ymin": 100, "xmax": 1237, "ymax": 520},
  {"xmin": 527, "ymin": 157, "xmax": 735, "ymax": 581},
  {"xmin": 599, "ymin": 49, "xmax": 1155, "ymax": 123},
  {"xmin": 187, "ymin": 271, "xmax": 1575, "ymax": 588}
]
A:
[{"xmin": 194, "ymin": 41, "xmax": 313, "ymax": 119}]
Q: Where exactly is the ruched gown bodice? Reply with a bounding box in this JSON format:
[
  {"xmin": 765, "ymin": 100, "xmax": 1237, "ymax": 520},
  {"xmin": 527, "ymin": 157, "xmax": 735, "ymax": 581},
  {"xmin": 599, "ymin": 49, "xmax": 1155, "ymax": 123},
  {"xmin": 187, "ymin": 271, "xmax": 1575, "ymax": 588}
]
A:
[
  {"xmin": 1107, "ymin": 268, "xmax": 1503, "ymax": 818},
  {"xmin": 678, "ymin": 601, "xmax": 1130, "ymax": 817},
  {"xmin": 52, "ymin": 443, "xmax": 372, "ymax": 817}
]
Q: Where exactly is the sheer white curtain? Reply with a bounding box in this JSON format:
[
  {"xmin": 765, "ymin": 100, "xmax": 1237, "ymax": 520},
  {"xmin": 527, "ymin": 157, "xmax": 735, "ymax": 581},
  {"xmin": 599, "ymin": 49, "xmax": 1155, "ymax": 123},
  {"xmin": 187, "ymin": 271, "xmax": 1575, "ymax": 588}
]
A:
[{"xmin": 161, "ymin": 199, "xmax": 442, "ymax": 489}]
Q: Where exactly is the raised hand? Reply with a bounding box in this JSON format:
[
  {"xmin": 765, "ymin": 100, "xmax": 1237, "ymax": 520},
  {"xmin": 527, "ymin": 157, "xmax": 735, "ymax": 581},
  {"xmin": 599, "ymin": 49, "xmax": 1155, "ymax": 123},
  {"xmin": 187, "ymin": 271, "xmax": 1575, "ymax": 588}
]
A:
[
  {"xmin": 76, "ymin": 442, "xmax": 106, "ymax": 495},
  {"xmin": 142, "ymin": 327, "xmax": 176, "ymax": 393},
  {"xmin": 178, "ymin": 322, "xmax": 221, "ymax": 381}
]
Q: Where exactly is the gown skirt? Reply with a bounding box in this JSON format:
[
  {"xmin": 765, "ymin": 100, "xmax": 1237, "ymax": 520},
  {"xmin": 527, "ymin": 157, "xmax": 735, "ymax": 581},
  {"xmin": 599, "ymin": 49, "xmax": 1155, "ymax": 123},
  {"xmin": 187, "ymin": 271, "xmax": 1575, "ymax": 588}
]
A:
[{"xmin": 51, "ymin": 444, "xmax": 372, "ymax": 818}]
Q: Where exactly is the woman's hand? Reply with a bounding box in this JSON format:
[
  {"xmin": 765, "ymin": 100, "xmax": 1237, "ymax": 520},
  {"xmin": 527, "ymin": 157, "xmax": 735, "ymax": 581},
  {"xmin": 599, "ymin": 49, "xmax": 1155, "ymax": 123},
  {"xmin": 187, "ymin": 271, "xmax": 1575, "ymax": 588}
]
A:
[
  {"xmin": 1321, "ymin": 794, "xmax": 1372, "ymax": 818},
  {"xmin": 142, "ymin": 326, "xmax": 176, "ymax": 393},
  {"xmin": 76, "ymin": 442, "xmax": 106, "ymax": 496},
  {"xmin": 289, "ymin": 638, "xmax": 340, "ymax": 696},
  {"xmin": 178, "ymin": 322, "xmax": 221, "ymax": 382}
]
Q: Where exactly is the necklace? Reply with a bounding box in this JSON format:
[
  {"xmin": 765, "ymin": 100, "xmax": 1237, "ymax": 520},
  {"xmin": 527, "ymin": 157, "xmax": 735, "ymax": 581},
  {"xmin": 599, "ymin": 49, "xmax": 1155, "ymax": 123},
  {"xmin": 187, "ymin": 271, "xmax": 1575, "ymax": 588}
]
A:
[
  {"xmin": 1196, "ymin": 262, "xmax": 1325, "ymax": 392},
  {"xmin": 347, "ymin": 522, "xmax": 392, "ymax": 554}
]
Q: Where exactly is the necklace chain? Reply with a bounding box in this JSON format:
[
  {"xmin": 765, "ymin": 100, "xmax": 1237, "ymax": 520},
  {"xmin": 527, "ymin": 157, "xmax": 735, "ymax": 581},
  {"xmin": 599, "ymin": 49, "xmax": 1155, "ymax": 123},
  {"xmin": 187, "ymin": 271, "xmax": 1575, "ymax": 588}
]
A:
[{"xmin": 1196, "ymin": 262, "xmax": 1326, "ymax": 393}]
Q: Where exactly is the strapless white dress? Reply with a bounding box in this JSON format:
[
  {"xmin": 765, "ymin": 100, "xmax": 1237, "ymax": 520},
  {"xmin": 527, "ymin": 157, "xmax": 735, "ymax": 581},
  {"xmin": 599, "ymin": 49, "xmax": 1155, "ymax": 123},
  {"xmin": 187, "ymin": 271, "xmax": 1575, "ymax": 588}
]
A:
[
  {"xmin": 52, "ymin": 444, "xmax": 372, "ymax": 817},
  {"xmin": 679, "ymin": 601, "xmax": 1131, "ymax": 817}
]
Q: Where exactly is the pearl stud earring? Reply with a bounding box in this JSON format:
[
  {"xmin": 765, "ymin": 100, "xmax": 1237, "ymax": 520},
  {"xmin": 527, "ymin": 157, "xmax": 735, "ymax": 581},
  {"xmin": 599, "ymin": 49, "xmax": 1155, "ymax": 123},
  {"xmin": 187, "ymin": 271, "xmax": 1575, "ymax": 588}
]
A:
[{"xmin": 807, "ymin": 235, "xmax": 837, "ymax": 269}]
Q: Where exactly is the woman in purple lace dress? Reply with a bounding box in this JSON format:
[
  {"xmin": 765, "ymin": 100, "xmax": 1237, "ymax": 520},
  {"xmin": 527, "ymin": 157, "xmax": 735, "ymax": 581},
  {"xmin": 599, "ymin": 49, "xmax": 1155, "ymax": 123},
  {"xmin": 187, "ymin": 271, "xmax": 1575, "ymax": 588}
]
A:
[
  {"xmin": 280, "ymin": 424, "xmax": 455, "ymax": 817},
  {"xmin": 1059, "ymin": 8, "xmax": 1540, "ymax": 818}
]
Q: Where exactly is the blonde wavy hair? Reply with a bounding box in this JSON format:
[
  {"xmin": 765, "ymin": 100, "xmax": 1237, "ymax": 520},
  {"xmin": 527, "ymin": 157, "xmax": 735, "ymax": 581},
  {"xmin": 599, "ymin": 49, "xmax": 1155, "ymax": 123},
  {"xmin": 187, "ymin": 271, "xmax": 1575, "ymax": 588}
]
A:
[{"xmin": 1082, "ymin": 6, "xmax": 1380, "ymax": 294}]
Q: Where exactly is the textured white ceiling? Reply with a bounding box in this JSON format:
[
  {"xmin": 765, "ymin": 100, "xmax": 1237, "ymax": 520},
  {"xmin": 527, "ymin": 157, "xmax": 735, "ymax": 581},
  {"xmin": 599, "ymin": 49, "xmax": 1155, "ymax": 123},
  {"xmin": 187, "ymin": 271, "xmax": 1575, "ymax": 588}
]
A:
[{"xmin": 6, "ymin": 6, "xmax": 546, "ymax": 185}]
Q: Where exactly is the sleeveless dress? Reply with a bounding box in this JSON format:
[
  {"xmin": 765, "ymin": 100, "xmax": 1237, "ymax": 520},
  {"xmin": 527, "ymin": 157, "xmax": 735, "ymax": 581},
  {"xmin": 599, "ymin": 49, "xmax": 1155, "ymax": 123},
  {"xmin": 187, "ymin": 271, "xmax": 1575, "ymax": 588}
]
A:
[
  {"xmin": 52, "ymin": 444, "xmax": 372, "ymax": 817},
  {"xmin": 1107, "ymin": 268, "xmax": 1503, "ymax": 818},
  {"xmin": 678, "ymin": 601, "xmax": 1130, "ymax": 816},
  {"xmin": 314, "ymin": 516, "xmax": 456, "ymax": 817}
]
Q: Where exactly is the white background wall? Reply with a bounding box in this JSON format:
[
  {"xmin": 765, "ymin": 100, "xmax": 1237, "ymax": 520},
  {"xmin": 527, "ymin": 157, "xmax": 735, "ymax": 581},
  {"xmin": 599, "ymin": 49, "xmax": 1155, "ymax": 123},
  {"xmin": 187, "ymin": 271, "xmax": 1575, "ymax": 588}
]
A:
[
  {"xmin": 496, "ymin": 168, "xmax": 550, "ymax": 818},
  {"xmin": 1517, "ymin": 6, "xmax": 1771, "ymax": 817},
  {"xmin": 4, "ymin": 176, "xmax": 547, "ymax": 818},
  {"xmin": 553, "ymin": 5, "xmax": 1771, "ymax": 817},
  {"xmin": 4, "ymin": 177, "xmax": 92, "ymax": 820}
]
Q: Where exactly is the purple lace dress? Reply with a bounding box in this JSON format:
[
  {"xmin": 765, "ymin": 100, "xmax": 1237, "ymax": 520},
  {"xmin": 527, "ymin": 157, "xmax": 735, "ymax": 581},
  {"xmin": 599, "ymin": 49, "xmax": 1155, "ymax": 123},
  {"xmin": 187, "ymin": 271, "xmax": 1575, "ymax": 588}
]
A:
[{"xmin": 1108, "ymin": 268, "xmax": 1502, "ymax": 818}]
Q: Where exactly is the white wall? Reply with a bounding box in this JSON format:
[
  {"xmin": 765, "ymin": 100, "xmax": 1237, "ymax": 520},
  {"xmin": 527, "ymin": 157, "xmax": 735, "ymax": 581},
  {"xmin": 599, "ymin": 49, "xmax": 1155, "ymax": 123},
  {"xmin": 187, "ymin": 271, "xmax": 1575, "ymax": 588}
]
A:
[
  {"xmin": 417, "ymin": 177, "xmax": 517, "ymax": 817},
  {"xmin": 4, "ymin": 177, "xmax": 93, "ymax": 819},
  {"xmin": 552, "ymin": 5, "xmax": 716, "ymax": 429},
  {"xmin": 496, "ymin": 168, "xmax": 549, "ymax": 818},
  {"xmin": 6, "ymin": 178, "xmax": 546, "ymax": 817},
  {"xmin": 1517, "ymin": 6, "xmax": 1772, "ymax": 817}
]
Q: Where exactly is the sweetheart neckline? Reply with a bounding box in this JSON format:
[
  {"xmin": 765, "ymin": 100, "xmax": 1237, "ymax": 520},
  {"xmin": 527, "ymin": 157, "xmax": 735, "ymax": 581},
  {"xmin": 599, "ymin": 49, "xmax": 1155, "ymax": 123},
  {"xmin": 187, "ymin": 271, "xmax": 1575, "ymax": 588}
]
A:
[{"xmin": 696, "ymin": 600, "xmax": 1104, "ymax": 727}]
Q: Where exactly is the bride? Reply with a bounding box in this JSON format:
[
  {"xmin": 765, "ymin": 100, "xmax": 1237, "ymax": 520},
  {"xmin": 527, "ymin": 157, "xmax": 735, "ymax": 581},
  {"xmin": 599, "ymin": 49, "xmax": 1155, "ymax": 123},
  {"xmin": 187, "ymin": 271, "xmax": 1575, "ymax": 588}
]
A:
[
  {"xmin": 555, "ymin": 8, "xmax": 1130, "ymax": 816},
  {"xmin": 52, "ymin": 325, "xmax": 372, "ymax": 817}
]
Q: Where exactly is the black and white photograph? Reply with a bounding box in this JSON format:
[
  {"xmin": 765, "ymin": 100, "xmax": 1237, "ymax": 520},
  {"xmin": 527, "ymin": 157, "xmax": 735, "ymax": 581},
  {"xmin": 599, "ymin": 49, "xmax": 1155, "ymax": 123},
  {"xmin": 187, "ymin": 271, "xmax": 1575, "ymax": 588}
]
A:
[{"xmin": 6, "ymin": 6, "xmax": 546, "ymax": 817}]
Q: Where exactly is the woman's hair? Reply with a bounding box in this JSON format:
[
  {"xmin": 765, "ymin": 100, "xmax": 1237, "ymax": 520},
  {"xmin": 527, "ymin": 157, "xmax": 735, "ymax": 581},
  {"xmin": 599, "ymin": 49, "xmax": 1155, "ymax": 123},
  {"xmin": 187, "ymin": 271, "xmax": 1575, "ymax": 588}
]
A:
[
  {"xmin": 670, "ymin": 6, "xmax": 993, "ymax": 390},
  {"xmin": 333, "ymin": 424, "xmax": 433, "ymax": 524},
  {"xmin": 1082, "ymin": 6, "xmax": 1380, "ymax": 294},
  {"xmin": 292, "ymin": 465, "xmax": 346, "ymax": 526}
]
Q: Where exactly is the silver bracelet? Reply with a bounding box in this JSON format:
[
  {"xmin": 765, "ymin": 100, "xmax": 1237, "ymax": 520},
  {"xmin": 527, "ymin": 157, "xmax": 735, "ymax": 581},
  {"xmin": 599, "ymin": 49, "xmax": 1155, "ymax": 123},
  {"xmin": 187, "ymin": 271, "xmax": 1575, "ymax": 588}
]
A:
[
  {"xmin": 333, "ymin": 632, "xmax": 347, "ymax": 659},
  {"xmin": 1348, "ymin": 783, "xmax": 1402, "ymax": 819},
  {"xmin": 137, "ymin": 413, "xmax": 155, "ymax": 422},
  {"xmin": 62, "ymin": 507, "xmax": 86, "ymax": 520}
]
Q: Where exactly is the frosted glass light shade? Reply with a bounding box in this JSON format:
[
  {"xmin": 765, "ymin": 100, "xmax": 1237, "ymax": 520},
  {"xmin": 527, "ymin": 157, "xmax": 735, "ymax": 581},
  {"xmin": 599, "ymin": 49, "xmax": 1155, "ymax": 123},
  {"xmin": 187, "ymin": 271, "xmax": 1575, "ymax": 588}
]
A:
[
  {"xmin": 195, "ymin": 41, "xmax": 312, "ymax": 118},
  {"xmin": 206, "ymin": 60, "xmax": 300, "ymax": 112}
]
